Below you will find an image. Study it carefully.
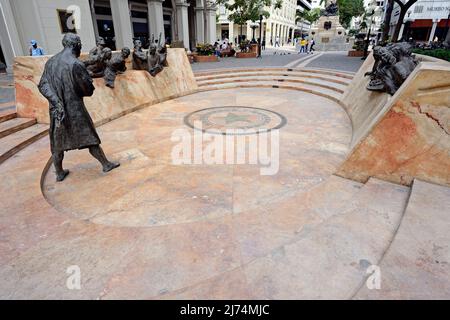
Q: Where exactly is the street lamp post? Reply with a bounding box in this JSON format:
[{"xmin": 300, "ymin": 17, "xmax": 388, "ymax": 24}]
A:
[
  {"xmin": 258, "ymin": 14, "xmax": 263, "ymax": 58},
  {"xmin": 251, "ymin": 24, "xmax": 258, "ymax": 43}
]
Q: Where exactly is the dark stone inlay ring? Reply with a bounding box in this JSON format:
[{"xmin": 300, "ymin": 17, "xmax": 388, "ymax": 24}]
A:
[{"xmin": 184, "ymin": 106, "xmax": 287, "ymax": 135}]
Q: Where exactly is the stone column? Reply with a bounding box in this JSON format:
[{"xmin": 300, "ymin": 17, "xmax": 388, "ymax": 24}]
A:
[
  {"xmin": 205, "ymin": 6, "xmax": 216, "ymax": 44},
  {"xmin": 148, "ymin": 0, "xmax": 165, "ymax": 44},
  {"xmin": 265, "ymin": 20, "xmax": 271, "ymax": 43},
  {"xmin": 290, "ymin": 27, "xmax": 295, "ymax": 44},
  {"xmin": 229, "ymin": 21, "xmax": 234, "ymax": 43},
  {"xmin": 110, "ymin": 0, "xmax": 134, "ymax": 49},
  {"xmin": 175, "ymin": 0, "xmax": 190, "ymax": 48},
  {"xmin": 194, "ymin": 2, "xmax": 204, "ymax": 44},
  {"xmin": 428, "ymin": 19, "xmax": 439, "ymax": 43},
  {"xmin": 0, "ymin": 0, "xmax": 24, "ymax": 73},
  {"xmin": 246, "ymin": 21, "xmax": 252, "ymax": 41}
]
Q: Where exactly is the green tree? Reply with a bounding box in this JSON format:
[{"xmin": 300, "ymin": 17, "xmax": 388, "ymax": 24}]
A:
[
  {"xmin": 337, "ymin": 0, "xmax": 365, "ymax": 29},
  {"xmin": 296, "ymin": 8, "xmax": 321, "ymax": 25},
  {"xmin": 296, "ymin": 8, "xmax": 321, "ymax": 37}
]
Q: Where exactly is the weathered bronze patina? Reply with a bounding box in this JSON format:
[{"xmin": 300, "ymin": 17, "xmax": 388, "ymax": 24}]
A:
[
  {"xmin": 132, "ymin": 39, "xmax": 148, "ymax": 70},
  {"xmin": 365, "ymin": 42, "xmax": 418, "ymax": 95},
  {"xmin": 104, "ymin": 47, "xmax": 131, "ymax": 88},
  {"xmin": 38, "ymin": 33, "xmax": 120, "ymax": 182}
]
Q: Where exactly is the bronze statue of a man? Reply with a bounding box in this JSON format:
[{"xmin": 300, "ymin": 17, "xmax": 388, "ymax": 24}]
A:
[
  {"xmin": 85, "ymin": 47, "xmax": 112, "ymax": 78},
  {"xmin": 147, "ymin": 43, "xmax": 167, "ymax": 77},
  {"xmin": 132, "ymin": 39, "xmax": 148, "ymax": 70},
  {"xmin": 88, "ymin": 37, "xmax": 106, "ymax": 61},
  {"xmin": 38, "ymin": 33, "xmax": 119, "ymax": 182},
  {"xmin": 365, "ymin": 42, "xmax": 417, "ymax": 95},
  {"xmin": 104, "ymin": 47, "xmax": 131, "ymax": 88}
]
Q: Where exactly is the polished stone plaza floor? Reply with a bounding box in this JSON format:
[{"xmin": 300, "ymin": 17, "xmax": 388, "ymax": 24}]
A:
[
  {"xmin": 0, "ymin": 88, "xmax": 366, "ymax": 299},
  {"xmin": 1, "ymin": 51, "xmax": 449, "ymax": 299}
]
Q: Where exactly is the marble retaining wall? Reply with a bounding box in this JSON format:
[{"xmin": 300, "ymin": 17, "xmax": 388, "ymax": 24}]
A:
[
  {"xmin": 14, "ymin": 48, "xmax": 198, "ymax": 125},
  {"xmin": 338, "ymin": 60, "xmax": 450, "ymax": 187}
]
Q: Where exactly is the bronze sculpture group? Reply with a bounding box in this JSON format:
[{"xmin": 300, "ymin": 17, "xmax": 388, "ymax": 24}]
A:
[
  {"xmin": 365, "ymin": 42, "xmax": 418, "ymax": 95},
  {"xmin": 132, "ymin": 36, "xmax": 168, "ymax": 77},
  {"xmin": 38, "ymin": 33, "xmax": 169, "ymax": 182},
  {"xmin": 83, "ymin": 34, "xmax": 168, "ymax": 88}
]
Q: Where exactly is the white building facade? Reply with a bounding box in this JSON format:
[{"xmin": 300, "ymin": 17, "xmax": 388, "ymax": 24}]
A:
[
  {"xmin": 388, "ymin": 0, "xmax": 450, "ymax": 42},
  {"xmin": 216, "ymin": 0, "xmax": 312, "ymax": 45},
  {"xmin": 349, "ymin": 0, "xmax": 385, "ymax": 38},
  {"xmin": 0, "ymin": 0, "xmax": 217, "ymax": 72}
]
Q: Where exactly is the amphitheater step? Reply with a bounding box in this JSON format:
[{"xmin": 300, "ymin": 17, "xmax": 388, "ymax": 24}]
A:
[
  {"xmin": 197, "ymin": 80, "xmax": 344, "ymax": 103},
  {"xmin": 194, "ymin": 67, "xmax": 354, "ymax": 80},
  {"xmin": 197, "ymin": 76, "xmax": 348, "ymax": 93},
  {"xmin": 195, "ymin": 70, "xmax": 353, "ymax": 86},
  {"xmin": 251, "ymin": 177, "xmax": 411, "ymax": 299},
  {"xmin": 0, "ymin": 110, "xmax": 17, "ymax": 124},
  {"xmin": 354, "ymin": 179, "xmax": 450, "ymax": 299},
  {"xmin": 0, "ymin": 123, "xmax": 48, "ymax": 164},
  {"xmin": 0, "ymin": 117, "xmax": 37, "ymax": 139}
]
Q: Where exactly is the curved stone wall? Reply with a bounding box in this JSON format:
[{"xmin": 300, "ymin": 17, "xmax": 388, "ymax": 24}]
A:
[
  {"xmin": 338, "ymin": 56, "xmax": 450, "ymax": 187},
  {"xmin": 13, "ymin": 48, "xmax": 198, "ymax": 125}
]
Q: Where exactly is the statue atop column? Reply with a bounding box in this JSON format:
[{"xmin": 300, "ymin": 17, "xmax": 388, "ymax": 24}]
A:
[
  {"xmin": 38, "ymin": 33, "xmax": 120, "ymax": 182},
  {"xmin": 321, "ymin": 1, "xmax": 339, "ymax": 16}
]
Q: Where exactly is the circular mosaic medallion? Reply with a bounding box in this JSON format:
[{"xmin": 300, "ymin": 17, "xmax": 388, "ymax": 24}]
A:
[{"xmin": 184, "ymin": 106, "xmax": 287, "ymax": 135}]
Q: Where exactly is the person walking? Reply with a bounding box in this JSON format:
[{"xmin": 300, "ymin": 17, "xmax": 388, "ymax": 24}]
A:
[
  {"xmin": 29, "ymin": 40, "xmax": 45, "ymax": 56},
  {"xmin": 262, "ymin": 38, "xmax": 266, "ymax": 50},
  {"xmin": 299, "ymin": 38, "xmax": 306, "ymax": 53},
  {"xmin": 275, "ymin": 36, "xmax": 280, "ymax": 47},
  {"xmin": 309, "ymin": 38, "xmax": 315, "ymax": 54}
]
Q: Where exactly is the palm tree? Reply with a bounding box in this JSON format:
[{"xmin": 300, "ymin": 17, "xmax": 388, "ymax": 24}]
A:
[{"xmin": 296, "ymin": 8, "xmax": 321, "ymax": 37}]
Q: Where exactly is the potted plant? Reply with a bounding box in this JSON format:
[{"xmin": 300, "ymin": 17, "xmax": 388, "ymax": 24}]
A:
[
  {"xmin": 236, "ymin": 39, "xmax": 257, "ymax": 58},
  {"xmin": 220, "ymin": 0, "xmax": 282, "ymax": 58},
  {"xmin": 193, "ymin": 43, "xmax": 218, "ymax": 62},
  {"xmin": 348, "ymin": 33, "xmax": 366, "ymax": 57}
]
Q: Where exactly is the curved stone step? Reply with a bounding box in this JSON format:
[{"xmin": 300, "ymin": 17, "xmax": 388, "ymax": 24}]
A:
[
  {"xmin": 241, "ymin": 178, "xmax": 410, "ymax": 299},
  {"xmin": 197, "ymin": 76, "xmax": 347, "ymax": 93},
  {"xmin": 0, "ymin": 124, "xmax": 48, "ymax": 164},
  {"xmin": 197, "ymin": 80, "xmax": 344, "ymax": 104},
  {"xmin": 0, "ymin": 111, "xmax": 16, "ymax": 124},
  {"xmin": 195, "ymin": 70, "xmax": 353, "ymax": 86},
  {"xmin": 354, "ymin": 179, "xmax": 450, "ymax": 299},
  {"xmin": 194, "ymin": 67, "xmax": 354, "ymax": 80},
  {"xmin": 0, "ymin": 117, "xmax": 37, "ymax": 139}
]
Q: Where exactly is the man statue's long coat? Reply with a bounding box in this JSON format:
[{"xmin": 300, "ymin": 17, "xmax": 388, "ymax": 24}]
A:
[{"xmin": 38, "ymin": 50, "xmax": 101, "ymax": 153}]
